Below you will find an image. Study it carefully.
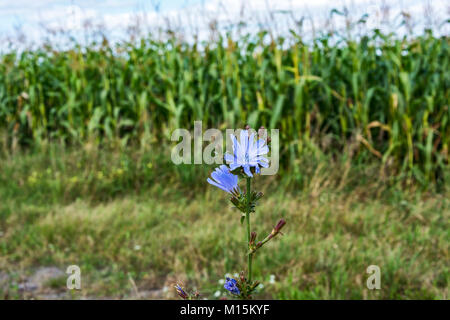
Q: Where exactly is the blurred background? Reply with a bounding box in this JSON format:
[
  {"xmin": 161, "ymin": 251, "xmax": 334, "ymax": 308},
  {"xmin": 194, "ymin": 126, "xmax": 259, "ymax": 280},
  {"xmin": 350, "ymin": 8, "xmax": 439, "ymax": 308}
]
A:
[{"xmin": 0, "ymin": 0, "xmax": 448, "ymax": 299}]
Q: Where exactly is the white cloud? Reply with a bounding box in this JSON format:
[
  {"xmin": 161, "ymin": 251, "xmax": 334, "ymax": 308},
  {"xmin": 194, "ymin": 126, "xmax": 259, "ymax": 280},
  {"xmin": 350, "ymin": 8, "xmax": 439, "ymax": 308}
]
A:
[{"xmin": 0, "ymin": 0, "xmax": 448, "ymax": 48}]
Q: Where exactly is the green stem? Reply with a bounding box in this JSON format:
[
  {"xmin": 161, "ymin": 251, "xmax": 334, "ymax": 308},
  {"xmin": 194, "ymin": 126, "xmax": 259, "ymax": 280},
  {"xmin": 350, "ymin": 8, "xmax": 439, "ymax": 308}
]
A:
[{"xmin": 246, "ymin": 177, "xmax": 253, "ymax": 283}]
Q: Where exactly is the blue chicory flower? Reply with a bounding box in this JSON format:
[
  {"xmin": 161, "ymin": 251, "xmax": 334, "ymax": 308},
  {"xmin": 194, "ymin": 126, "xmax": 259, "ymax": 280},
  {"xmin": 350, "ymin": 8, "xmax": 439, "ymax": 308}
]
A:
[
  {"xmin": 225, "ymin": 130, "xmax": 269, "ymax": 177},
  {"xmin": 207, "ymin": 165, "xmax": 240, "ymax": 195},
  {"xmin": 175, "ymin": 284, "xmax": 188, "ymax": 299},
  {"xmin": 224, "ymin": 277, "xmax": 240, "ymax": 295}
]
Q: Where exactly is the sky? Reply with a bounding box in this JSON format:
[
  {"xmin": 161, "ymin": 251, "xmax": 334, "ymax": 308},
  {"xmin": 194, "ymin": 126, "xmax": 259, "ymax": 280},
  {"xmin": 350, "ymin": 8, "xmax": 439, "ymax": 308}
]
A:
[{"xmin": 0, "ymin": 0, "xmax": 448, "ymax": 48}]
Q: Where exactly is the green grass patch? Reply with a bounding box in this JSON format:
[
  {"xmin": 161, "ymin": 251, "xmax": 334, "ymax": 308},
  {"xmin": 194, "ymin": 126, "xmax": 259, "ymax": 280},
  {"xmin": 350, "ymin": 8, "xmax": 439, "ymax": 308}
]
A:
[{"xmin": 0, "ymin": 147, "xmax": 448, "ymax": 299}]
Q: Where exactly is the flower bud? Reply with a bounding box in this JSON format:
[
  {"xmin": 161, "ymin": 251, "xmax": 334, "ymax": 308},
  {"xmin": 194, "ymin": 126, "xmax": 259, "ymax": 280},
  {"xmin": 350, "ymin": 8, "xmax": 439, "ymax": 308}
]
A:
[
  {"xmin": 175, "ymin": 284, "xmax": 188, "ymax": 299},
  {"xmin": 274, "ymin": 219, "xmax": 286, "ymax": 233},
  {"xmin": 269, "ymin": 219, "xmax": 286, "ymax": 239},
  {"xmin": 250, "ymin": 231, "xmax": 257, "ymax": 245},
  {"xmin": 240, "ymin": 271, "xmax": 246, "ymax": 283}
]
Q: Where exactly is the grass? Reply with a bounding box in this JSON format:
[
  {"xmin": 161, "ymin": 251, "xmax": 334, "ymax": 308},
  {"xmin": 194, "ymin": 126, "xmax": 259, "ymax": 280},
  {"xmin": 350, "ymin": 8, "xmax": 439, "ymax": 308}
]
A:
[{"xmin": 0, "ymin": 146, "xmax": 448, "ymax": 299}]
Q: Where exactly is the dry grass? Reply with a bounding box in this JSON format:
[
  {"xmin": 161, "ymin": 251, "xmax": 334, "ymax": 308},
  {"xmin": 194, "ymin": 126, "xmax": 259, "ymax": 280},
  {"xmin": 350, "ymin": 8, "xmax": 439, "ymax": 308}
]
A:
[{"xmin": 0, "ymin": 147, "xmax": 448, "ymax": 299}]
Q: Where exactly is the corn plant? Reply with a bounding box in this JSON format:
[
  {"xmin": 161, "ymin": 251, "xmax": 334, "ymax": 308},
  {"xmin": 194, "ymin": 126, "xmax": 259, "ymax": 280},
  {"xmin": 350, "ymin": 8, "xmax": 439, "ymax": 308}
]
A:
[{"xmin": 0, "ymin": 30, "xmax": 448, "ymax": 185}]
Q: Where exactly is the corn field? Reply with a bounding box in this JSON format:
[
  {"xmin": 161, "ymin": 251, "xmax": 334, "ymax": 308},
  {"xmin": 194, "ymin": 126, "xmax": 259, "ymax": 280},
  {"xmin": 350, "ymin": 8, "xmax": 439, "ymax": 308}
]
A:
[{"xmin": 0, "ymin": 30, "xmax": 448, "ymax": 184}]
